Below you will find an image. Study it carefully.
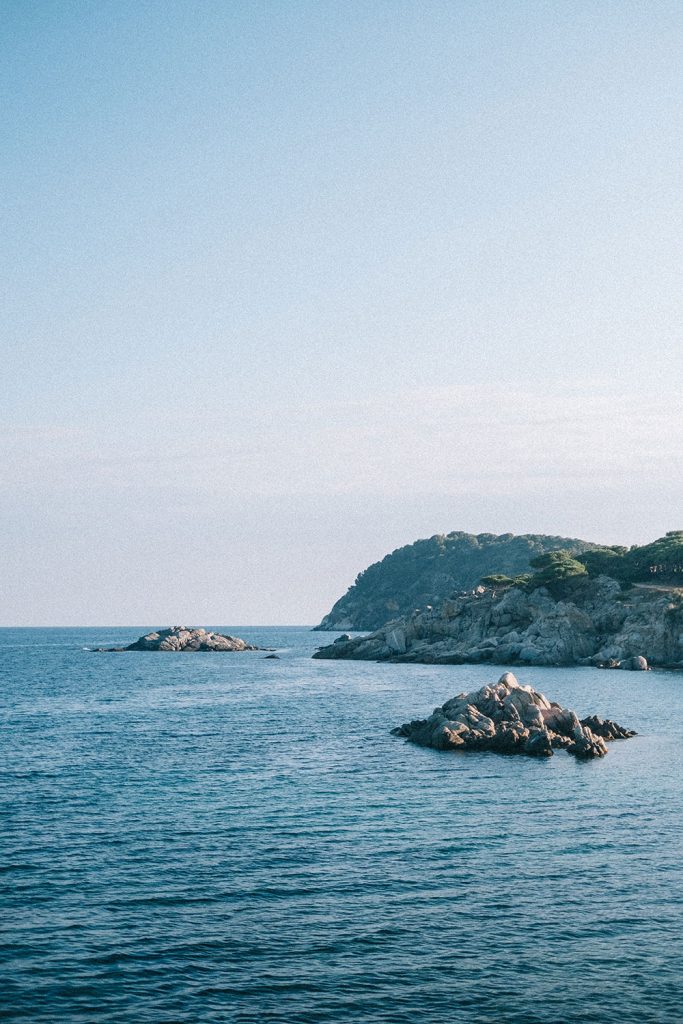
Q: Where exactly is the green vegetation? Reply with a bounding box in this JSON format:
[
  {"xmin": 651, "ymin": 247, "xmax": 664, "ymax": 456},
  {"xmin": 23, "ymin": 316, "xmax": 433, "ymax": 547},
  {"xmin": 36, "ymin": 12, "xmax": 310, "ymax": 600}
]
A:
[
  {"xmin": 480, "ymin": 574, "xmax": 517, "ymax": 587},
  {"xmin": 481, "ymin": 533, "xmax": 683, "ymax": 597},
  {"xmin": 316, "ymin": 532, "xmax": 596, "ymax": 630},
  {"xmin": 617, "ymin": 531, "xmax": 683, "ymax": 584},
  {"xmin": 525, "ymin": 551, "xmax": 588, "ymax": 597},
  {"xmin": 573, "ymin": 533, "xmax": 683, "ymax": 586},
  {"xmin": 317, "ymin": 530, "xmax": 683, "ymax": 632},
  {"xmin": 576, "ymin": 546, "xmax": 628, "ymax": 577},
  {"xmin": 481, "ymin": 551, "xmax": 588, "ymax": 598}
]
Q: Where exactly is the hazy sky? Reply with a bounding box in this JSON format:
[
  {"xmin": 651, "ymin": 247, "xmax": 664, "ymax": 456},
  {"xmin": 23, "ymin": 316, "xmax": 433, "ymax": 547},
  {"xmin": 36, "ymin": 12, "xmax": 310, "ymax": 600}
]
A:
[{"xmin": 1, "ymin": 0, "xmax": 681, "ymax": 625}]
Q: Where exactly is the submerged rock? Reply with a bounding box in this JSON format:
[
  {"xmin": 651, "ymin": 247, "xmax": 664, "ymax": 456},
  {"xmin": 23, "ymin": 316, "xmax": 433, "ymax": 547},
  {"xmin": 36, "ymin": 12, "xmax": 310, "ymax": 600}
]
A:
[
  {"xmin": 97, "ymin": 626, "xmax": 261, "ymax": 653},
  {"xmin": 391, "ymin": 672, "xmax": 636, "ymax": 760}
]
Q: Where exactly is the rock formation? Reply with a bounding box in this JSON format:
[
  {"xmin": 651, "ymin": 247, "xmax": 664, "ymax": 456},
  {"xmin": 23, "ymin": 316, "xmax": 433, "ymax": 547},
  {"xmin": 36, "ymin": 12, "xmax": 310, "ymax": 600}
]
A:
[
  {"xmin": 392, "ymin": 672, "xmax": 635, "ymax": 759},
  {"xmin": 97, "ymin": 626, "xmax": 260, "ymax": 652},
  {"xmin": 314, "ymin": 576, "xmax": 683, "ymax": 669}
]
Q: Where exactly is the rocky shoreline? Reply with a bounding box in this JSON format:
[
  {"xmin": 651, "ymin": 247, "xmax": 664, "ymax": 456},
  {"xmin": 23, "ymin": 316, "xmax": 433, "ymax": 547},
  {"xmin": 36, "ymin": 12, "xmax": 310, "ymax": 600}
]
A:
[
  {"xmin": 314, "ymin": 576, "xmax": 683, "ymax": 669},
  {"xmin": 96, "ymin": 626, "xmax": 262, "ymax": 653},
  {"xmin": 392, "ymin": 672, "xmax": 636, "ymax": 759}
]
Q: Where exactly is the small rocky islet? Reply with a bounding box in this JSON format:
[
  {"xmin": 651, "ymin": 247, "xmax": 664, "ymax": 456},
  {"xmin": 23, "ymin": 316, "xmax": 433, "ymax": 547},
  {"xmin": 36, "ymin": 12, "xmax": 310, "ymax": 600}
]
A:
[
  {"xmin": 392, "ymin": 672, "xmax": 635, "ymax": 760},
  {"xmin": 96, "ymin": 626, "xmax": 261, "ymax": 653}
]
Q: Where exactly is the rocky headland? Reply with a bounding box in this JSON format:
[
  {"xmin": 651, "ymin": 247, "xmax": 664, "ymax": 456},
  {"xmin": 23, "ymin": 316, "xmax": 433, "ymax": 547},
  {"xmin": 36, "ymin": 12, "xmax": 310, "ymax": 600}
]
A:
[
  {"xmin": 315, "ymin": 531, "xmax": 597, "ymax": 631},
  {"xmin": 97, "ymin": 626, "xmax": 261, "ymax": 653},
  {"xmin": 314, "ymin": 576, "xmax": 683, "ymax": 669},
  {"xmin": 392, "ymin": 672, "xmax": 635, "ymax": 759}
]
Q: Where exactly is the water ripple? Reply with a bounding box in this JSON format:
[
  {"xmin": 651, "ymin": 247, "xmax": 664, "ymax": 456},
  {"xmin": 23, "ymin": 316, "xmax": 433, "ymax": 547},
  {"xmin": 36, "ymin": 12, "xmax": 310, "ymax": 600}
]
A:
[{"xmin": 1, "ymin": 626, "xmax": 682, "ymax": 1022}]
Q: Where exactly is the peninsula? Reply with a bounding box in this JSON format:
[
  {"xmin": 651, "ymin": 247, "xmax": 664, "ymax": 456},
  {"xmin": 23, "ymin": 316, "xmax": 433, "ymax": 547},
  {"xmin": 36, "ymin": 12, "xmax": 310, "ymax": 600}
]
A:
[{"xmin": 315, "ymin": 533, "xmax": 683, "ymax": 670}]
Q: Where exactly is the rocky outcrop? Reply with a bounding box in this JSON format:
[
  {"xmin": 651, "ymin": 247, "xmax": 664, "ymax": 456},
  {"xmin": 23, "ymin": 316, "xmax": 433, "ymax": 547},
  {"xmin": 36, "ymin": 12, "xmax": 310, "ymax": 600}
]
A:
[
  {"xmin": 313, "ymin": 576, "xmax": 683, "ymax": 669},
  {"xmin": 315, "ymin": 531, "xmax": 597, "ymax": 631},
  {"xmin": 392, "ymin": 672, "xmax": 635, "ymax": 759},
  {"xmin": 98, "ymin": 627, "xmax": 261, "ymax": 652}
]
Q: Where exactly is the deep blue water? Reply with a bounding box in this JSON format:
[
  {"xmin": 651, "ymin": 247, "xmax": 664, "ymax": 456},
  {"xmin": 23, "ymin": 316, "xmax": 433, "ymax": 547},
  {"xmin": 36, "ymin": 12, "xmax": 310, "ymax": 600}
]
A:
[{"xmin": 1, "ymin": 626, "xmax": 683, "ymax": 1023}]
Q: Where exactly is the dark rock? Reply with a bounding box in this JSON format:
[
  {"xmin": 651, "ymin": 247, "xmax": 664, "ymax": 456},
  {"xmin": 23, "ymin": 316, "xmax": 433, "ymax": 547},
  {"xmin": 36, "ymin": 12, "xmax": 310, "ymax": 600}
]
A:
[
  {"xmin": 524, "ymin": 729, "xmax": 553, "ymax": 757},
  {"xmin": 580, "ymin": 715, "xmax": 637, "ymax": 740},
  {"xmin": 566, "ymin": 726, "xmax": 608, "ymax": 760}
]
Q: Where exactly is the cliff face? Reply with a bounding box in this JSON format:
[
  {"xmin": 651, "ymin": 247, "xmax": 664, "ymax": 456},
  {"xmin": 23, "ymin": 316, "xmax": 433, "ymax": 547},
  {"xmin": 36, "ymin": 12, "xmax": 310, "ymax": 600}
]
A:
[
  {"xmin": 315, "ymin": 532, "xmax": 597, "ymax": 631},
  {"xmin": 313, "ymin": 578, "xmax": 683, "ymax": 670}
]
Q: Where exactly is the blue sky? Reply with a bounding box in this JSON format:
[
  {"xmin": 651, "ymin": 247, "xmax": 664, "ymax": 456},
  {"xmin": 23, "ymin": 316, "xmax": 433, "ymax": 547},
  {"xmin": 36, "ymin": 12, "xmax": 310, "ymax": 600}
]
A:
[{"xmin": 1, "ymin": 0, "xmax": 681, "ymax": 624}]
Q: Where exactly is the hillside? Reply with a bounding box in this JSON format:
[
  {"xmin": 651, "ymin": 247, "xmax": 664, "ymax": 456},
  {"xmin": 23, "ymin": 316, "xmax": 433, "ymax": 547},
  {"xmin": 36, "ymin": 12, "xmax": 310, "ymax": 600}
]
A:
[{"xmin": 314, "ymin": 531, "xmax": 597, "ymax": 631}]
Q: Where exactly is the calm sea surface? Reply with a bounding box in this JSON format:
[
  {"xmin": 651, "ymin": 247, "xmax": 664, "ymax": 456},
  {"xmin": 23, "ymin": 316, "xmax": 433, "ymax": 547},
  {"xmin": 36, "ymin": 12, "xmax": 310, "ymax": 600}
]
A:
[{"xmin": 1, "ymin": 626, "xmax": 682, "ymax": 1023}]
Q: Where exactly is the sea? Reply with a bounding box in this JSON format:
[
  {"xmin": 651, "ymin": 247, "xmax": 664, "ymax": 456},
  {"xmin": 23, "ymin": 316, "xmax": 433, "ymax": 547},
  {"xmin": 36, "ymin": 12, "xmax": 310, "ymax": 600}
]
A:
[{"xmin": 1, "ymin": 626, "xmax": 682, "ymax": 1023}]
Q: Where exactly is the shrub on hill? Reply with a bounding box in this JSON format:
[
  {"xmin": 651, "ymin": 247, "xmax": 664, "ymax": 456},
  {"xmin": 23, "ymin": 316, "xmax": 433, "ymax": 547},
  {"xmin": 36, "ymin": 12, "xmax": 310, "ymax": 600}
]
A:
[
  {"xmin": 492, "ymin": 534, "xmax": 683, "ymax": 596},
  {"xmin": 315, "ymin": 532, "xmax": 596, "ymax": 630},
  {"xmin": 524, "ymin": 551, "xmax": 588, "ymax": 597},
  {"xmin": 573, "ymin": 534, "xmax": 683, "ymax": 586}
]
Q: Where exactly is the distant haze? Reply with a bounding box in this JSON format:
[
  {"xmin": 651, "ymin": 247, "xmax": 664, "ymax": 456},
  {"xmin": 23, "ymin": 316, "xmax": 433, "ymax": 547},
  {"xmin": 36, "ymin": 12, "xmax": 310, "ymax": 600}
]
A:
[{"xmin": 1, "ymin": 2, "xmax": 681, "ymax": 625}]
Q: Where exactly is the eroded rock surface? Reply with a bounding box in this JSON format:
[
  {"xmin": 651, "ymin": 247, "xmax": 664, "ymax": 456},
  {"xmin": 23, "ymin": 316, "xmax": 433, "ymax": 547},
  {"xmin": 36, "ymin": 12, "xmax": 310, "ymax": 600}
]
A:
[
  {"xmin": 314, "ymin": 576, "xmax": 683, "ymax": 669},
  {"xmin": 98, "ymin": 626, "xmax": 260, "ymax": 652},
  {"xmin": 391, "ymin": 672, "xmax": 636, "ymax": 760}
]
